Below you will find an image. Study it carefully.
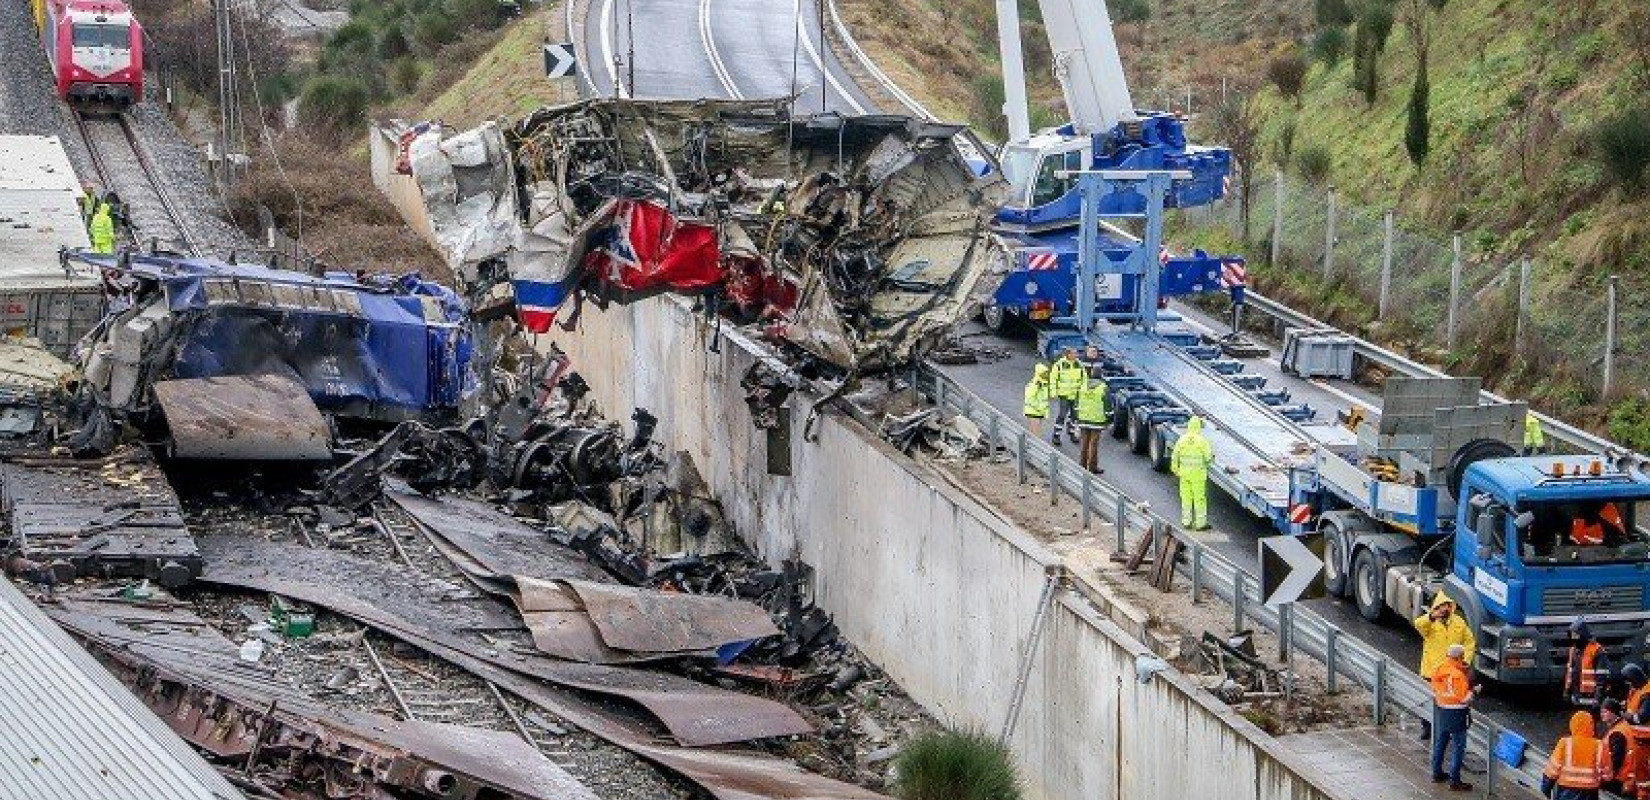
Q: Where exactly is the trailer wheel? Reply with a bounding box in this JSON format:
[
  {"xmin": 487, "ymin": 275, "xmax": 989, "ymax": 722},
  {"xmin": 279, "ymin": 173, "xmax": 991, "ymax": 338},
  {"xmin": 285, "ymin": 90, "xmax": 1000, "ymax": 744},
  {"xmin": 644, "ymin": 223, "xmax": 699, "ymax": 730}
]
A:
[
  {"xmin": 1148, "ymin": 425, "xmax": 1170, "ymax": 473},
  {"xmin": 1352, "ymin": 549, "xmax": 1387, "ymax": 622},
  {"xmin": 1128, "ymin": 409, "xmax": 1151, "ymax": 455},
  {"xmin": 1322, "ymin": 525, "xmax": 1348, "ymax": 597},
  {"xmin": 1110, "ymin": 401, "xmax": 1130, "ymax": 439},
  {"xmin": 982, "ymin": 303, "xmax": 1007, "ymax": 332}
]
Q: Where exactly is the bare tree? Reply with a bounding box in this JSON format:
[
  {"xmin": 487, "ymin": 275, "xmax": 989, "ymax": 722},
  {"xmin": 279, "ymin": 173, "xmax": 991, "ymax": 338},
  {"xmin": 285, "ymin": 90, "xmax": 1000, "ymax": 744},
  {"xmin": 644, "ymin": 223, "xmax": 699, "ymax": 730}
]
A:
[{"xmin": 1210, "ymin": 91, "xmax": 1263, "ymax": 243}]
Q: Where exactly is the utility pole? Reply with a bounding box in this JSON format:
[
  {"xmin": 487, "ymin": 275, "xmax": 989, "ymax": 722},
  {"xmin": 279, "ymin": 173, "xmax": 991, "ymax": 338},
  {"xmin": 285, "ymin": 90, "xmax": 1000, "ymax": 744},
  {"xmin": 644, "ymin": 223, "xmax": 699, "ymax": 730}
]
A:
[
  {"xmin": 1446, "ymin": 232, "xmax": 1462, "ymax": 348},
  {"xmin": 1378, "ymin": 210, "xmax": 1394, "ymax": 319},
  {"xmin": 625, "ymin": 0, "xmax": 635, "ymax": 96},
  {"xmin": 1322, "ymin": 187, "xmax": 1336, "ymax": 279},
  {"xmin": 1270, "ymin": 170, "xmax": 1283, "ymax": 268},
  {"xmin": 213, "ymin": 0, "xmax": 240, "ymax": 196},
  {"xmin": 1515, "ymin": 256, "xmax": 1531, "ymax": 354}
]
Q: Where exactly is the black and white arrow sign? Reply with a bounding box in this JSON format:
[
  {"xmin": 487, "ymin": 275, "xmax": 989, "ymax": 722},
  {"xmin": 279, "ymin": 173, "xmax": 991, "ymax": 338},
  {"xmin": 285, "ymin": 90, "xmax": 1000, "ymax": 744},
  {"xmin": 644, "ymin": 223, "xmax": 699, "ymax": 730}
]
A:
[
  {"xmin": 543, "ymin": 43, "xmax": 578, "ymax": 79},
  {"xmin": 1260, "ymin": 534, "xmax": 1325, "ymax": 609}
]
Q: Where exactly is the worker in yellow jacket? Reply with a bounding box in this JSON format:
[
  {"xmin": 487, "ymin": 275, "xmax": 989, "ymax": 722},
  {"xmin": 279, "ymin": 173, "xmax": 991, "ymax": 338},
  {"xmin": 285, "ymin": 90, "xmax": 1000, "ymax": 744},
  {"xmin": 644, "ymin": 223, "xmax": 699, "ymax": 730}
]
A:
[
  {"xmin": 1414, "ymin": 591, "xmax": 1476, "ymax": 741},
  {"xmin": 1170, "ymin": 416, "xmax": 1214, "ymax": 529},
  {"xmin": 1022, "ymin": 363, "xmax": 1051, "ymax": 436},
  {"xmin": 88, "ymin": 202, "xmax": 116, "ymax": 255}
]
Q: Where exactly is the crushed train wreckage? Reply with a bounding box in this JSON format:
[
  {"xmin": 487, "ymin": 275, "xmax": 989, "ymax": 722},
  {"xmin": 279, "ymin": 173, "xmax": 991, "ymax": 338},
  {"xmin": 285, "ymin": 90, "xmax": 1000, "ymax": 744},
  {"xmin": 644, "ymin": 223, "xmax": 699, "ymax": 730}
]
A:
[{"xmin": 394, "ymin": 98, "xmax": 1007, "ymax": 372}]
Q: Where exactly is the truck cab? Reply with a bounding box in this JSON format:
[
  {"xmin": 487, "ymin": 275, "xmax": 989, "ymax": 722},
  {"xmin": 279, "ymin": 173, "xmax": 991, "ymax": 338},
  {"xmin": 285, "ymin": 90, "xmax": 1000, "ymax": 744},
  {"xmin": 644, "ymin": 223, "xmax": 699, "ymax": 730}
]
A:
[{"xmin": 1448, "ymin": 456, "xmax": 1650, "ymax": 683}]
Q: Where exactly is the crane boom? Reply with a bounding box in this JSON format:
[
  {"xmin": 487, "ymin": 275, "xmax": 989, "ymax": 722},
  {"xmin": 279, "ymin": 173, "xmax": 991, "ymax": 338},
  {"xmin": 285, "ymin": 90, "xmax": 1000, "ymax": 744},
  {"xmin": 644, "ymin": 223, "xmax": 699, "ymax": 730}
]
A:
[
  {"xmin": 995, "ymin": 0, "xmax": 1032, "ymax": 143},
  {"xmin": 1038, "ymin": 0, "xmax": 1135, "ymax": 133}
]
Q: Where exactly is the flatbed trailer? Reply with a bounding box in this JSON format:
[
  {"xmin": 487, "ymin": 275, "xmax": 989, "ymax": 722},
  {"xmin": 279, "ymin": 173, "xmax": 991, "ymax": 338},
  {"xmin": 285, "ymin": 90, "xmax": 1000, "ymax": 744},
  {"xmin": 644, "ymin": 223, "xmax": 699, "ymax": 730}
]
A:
[{"xmin": 1045, "ymin": 169, "xmax": 1650, "ymax": 686}]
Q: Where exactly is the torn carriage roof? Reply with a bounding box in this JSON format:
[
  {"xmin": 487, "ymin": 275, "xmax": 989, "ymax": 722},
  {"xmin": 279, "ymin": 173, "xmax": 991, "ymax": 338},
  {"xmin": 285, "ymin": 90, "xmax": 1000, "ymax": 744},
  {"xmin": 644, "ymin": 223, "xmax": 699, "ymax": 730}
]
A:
[{"xmin": 72, "ymin": 251, "xmax": 474, "ymax": 423}]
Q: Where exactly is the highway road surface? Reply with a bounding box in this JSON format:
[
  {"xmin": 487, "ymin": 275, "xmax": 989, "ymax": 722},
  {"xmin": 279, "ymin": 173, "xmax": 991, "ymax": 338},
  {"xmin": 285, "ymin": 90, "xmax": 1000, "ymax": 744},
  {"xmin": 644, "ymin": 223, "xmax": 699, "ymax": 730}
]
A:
[{"xmin": 569, "ymin": 0, "xmax": 1571, "ymax": 751}]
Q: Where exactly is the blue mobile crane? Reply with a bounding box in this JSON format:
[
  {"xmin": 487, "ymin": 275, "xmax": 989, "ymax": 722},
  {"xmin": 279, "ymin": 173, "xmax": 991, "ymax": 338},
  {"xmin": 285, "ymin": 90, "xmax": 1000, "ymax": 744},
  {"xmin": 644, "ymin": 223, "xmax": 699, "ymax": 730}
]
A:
[
  {"xmin": 980, "ymin": 0, "xmax": 1233, "ymax": 330},
  {"xmin": 1053, "ymin": 169, "xmax": 1650, "ymax": 684}
]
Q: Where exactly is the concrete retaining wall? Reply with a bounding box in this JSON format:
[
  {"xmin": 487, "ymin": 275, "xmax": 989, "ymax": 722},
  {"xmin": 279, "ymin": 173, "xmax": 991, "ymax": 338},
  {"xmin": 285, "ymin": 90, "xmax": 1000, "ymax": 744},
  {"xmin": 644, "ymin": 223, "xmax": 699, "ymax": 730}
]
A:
[{"xmin": 544, "ymin": 295, "xmax": 1345, "ymax": 800}]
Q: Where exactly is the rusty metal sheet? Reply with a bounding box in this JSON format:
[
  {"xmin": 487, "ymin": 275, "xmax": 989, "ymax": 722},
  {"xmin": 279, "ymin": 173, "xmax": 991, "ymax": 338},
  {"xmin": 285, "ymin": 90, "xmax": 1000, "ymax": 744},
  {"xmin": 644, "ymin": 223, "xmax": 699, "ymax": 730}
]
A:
[
  {"xmin": 49, "ymin": 598, "xmax": 597, "ymax": 800},
  {"xmin": 388, "ymin": 489, "xmax": 608, "ymax": 582},
  {"xmin": 154, "ymin": 374, "xmax": 332, "ymax": 460},
  {"xmin": 198, "ymin": 537, "xmax": 812, "ymax": 746},
  {"xmin": 565, "ymin": 580, "xmax": 779, "ymax": 654}
]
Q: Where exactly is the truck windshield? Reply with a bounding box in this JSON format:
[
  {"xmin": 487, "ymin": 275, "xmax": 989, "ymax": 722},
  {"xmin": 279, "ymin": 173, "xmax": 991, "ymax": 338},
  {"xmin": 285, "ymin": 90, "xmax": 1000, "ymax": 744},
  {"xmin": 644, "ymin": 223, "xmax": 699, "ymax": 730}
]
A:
[
  {"xmin": 1000, "ymin": 146, "xmax": 1039, "ymax": 207},
  {"xmin": 72, "ymin": 23, "xmax": 129, "ymax": 49},
  {"xmin": 1519, "ymin": 499, "xmax": 1650, "ymax": 565}
]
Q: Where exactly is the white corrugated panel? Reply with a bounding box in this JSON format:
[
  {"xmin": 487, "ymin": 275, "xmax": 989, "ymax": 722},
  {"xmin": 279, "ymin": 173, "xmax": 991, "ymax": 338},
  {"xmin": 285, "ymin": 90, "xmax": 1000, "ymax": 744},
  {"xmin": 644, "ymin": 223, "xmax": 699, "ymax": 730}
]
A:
[
  {"xmin": 0, "ymin": 135, "xmax": 97, "ymax": 287},
  {"xmin": 0, "ymin": 578, "xmax": 244, "ymax": 799}
]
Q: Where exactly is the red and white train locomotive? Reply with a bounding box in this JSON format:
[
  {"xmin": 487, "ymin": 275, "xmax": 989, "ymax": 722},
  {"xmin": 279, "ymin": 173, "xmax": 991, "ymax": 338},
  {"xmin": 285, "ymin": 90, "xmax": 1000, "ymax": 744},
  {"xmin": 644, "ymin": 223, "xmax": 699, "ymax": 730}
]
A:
[{"xmin": 33, "ymin": 0, "xmax": 145, "ymax": 109}]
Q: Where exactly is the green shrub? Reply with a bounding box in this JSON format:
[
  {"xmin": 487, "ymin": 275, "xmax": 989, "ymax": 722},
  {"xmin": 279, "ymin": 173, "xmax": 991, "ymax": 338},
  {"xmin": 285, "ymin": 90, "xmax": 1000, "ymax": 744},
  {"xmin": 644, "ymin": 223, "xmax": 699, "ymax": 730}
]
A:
[
  {"xmin": 1112, "ymin": 0, "xmax": 1149, "ymax": 23},
  {"xmin": 1312, "ymin": 26, "xmax": 1347, "ymax": 67},
  {"xmin": 1314, "ymin": 0, "xmax": 1354, "ymax": 27},
  {"xmin": 388, "ymin": 54, "xmax": 423, "ymax": 93},
  {"xmin": 1405, "ymin": 64, "xmax": 1430, "ymax": 165},
  {"xmin": 1295, "ymin": 143, "xmax": 1332, "ymax": 183},
  {"xmin": 970, "ymin": 73, "xmax": 1007, "ymax": 140},
  {"xmin": 894, "ymin": 729, "xmax": 1021, "ymax": 800},
  {"xmin": 378, "ymin": 27, "xmax": 411, "ymax": 59},
  {"xmin": 1268, "ymin": 52, "xmax": 1308, "ymax": 100},
  {"xmin": 1594, "ymin": 108, "xmax": 1650, "ymax": 196},
  {"xmin": 1608, "ymin": 399, "xmax": 1650, "ymax": 450},
  {"xmin": 446, "ymin": 0, "xmax": 503, "ymax": 30},
  {"xmin": 298, "ymin": 76, "xmax": 371, "ymax": 138},
  {"xmin": 411, "ymin": 9, "xmax": 458, "ymax": 50}
]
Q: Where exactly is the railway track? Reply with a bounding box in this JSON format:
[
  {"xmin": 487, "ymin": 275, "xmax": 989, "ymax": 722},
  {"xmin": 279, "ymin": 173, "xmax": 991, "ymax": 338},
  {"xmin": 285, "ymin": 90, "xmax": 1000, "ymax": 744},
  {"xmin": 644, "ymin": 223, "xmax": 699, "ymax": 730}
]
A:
[{"xmin": 73, "ymin": 110, "xmax": 200, "ymax": 256}]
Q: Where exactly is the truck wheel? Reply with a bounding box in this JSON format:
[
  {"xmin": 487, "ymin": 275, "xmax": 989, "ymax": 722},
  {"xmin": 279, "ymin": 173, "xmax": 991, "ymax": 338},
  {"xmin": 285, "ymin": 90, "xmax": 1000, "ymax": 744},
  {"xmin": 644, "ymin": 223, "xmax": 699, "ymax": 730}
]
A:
[
  {"xmin": 982, "ymin": 303, "xmax": 1007, "ymax": 332},
  {"xmin": 1322, "ymin": 526, "xmax": 1348, "ymax": 597},
  {"xmin": 1352, "ymin": 549, "xmax": 1387, "ymax": 623},
  {"xmin": 1128, "ymin": 409, "xmax": 1151, "ymax": 455},
  {"xmin": 1148, "ymin": 426, "xmax": 1170, "ymax": 473},
  {"xmin": 1110, "ymin": 401, "xmax": 1130, "ymax": 439}
]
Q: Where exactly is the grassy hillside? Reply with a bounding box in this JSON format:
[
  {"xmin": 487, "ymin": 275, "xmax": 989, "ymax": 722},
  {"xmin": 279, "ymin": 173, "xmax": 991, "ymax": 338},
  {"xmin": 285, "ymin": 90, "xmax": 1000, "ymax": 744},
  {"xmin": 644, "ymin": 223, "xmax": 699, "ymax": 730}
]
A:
[{"xmin": 416, "ymin": 10, "xmax": 569, "ymax": 128}]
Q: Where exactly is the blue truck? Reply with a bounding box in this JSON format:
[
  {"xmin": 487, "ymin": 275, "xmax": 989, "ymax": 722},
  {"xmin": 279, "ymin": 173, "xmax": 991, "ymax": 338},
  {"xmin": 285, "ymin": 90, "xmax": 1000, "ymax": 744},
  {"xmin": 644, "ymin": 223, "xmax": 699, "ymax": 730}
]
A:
[{"xmin": 1049, "ymin": 169, "xmax": 1650, "ymax": 685}]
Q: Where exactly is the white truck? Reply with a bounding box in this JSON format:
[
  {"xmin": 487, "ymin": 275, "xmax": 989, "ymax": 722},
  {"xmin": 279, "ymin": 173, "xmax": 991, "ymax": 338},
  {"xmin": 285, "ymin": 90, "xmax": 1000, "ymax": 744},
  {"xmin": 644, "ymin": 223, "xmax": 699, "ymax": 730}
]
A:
[{"xmin": 0, "ymin": 135, "xmax": 104, "ymax": 357}]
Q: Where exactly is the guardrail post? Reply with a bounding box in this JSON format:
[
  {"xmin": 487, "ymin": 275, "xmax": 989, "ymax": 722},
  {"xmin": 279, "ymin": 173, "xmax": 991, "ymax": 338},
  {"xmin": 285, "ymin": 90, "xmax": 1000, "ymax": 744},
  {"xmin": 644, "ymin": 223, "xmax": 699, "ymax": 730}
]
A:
[
  {"xmin": 1447, "ymin": 231, "xmax": 1463, "ymax": 348},
  {"xmin": 1325, "ymin": 627, "xmax": 1341, "ymax": 694},
  {"xmin": 1232, "ymin": 572, "xmax": 1245, "ymax": 631},
  {"xmin": 989, "ymin": 415, "xmax": 1001, "ymax": 455},
  {"xmin": 1048, "ymin": 450, "xmax": 1059, "ymax": 506},
  {"xmin": 1373, "ymin": 659, "xmax": 1387, "ymax": 726},
  {"xmin": 1605, "ymin": 274, "xmax": 1619, "ymax": 399},
  {"xmin": 1379, "ymin": 210, "xmax": 1394, "ymax": 318},
  {"xmin": 1080, "ymin": 474, "xmax": 1093, "ymax": 528},
  {"xmin": 1515, "ymin": 256, "xmax": 1532, "ymax": 355},
  {"xmin": 1114, "ymin": 497, "xmax": 1129, "ymax": 552},
  {"xmin": 1016, "ymin": 431, "xmax": 1027, "ymax": 484},
  {"xmin": 1189, "ymin": 544, "xmax": 1203, "ymax": 604},
  {"xmin": 1278, "ymin": 602, "xmax": 1292, "ymax": 665},
  {"xmin": 1482, "ymin": 718, "xmax": 1497, "ymax": 799},
  {"xmin": 1322, "ymin": 187, "xmax": 1337, "ymax": 279}
]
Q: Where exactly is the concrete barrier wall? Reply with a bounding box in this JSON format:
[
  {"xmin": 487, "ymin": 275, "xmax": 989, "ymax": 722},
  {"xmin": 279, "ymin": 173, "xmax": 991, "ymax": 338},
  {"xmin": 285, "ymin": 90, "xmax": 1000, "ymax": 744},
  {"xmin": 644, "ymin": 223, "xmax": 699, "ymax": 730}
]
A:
[{"xmin": 545, "ymin": 295, "xmax": 1345, "ymax": 800}]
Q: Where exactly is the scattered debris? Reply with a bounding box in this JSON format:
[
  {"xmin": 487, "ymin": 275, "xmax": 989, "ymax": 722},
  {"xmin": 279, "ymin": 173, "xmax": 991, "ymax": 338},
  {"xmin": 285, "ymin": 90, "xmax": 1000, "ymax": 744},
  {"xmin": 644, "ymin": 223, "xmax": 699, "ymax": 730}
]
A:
[
  {"xmin": 396, "ymin": 98, "xmax": 1007, "ymax": 373},
  {"xmin": 1, "ymin": 450, "xmax": 199, "ymax": 588}
]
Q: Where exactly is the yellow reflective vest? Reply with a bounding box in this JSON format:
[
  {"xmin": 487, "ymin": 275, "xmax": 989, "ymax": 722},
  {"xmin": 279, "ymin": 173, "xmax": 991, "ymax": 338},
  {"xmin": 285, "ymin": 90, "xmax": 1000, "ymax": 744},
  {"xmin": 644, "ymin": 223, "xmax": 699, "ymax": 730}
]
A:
[
  {"xmin": 1023, "ymin": 377, "xmax": 1051, "ymax": 417},
  {"xmin": 1050, "ymin": 358, "xmax": 1085, "ymax": 399},
  {"xmin": 1076, "ymin": 379, "xmax": 1108, "ymax": 424}
]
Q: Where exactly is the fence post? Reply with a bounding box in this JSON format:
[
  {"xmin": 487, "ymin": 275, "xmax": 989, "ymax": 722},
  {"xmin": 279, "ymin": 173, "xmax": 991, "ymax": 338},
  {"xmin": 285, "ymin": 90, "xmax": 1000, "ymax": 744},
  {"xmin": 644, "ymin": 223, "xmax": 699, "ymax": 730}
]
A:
[
  {"xmin": 1190, "ymin": 544, "xmax": 1203, "ymax": 604},
  {"xmin": 1080, "ymin": 475, "xmax": 1092, "ymax": 528},
  {"xmin": 1322, "ymin": 187, "xmax": 1337, "ymax": 279},
  {"xmin": 1270, "ymin": 170, "xmax": 1284, "ymax": 269},
  {"xmin": 1605, "ymin": 274, "xmax": 1619, "ymax": 399},
  {"xmin": 989, "ymin": 415, "xmax": 1001, "ymax": 455},
  {"xmin": 1325, "ymin": 627, "xmax": 1341, "ymax": 694},
  {"xmin": 1232, "ymin": 572, "xmax": 1246, "ymax": 631},
  {"xmin": 1447, "ymin": 231, "xmax": 1463, "ymax": 347},
  {"xmin": 1379, "ymin": 210, "xmax": 1394, "ymax": 318},
  {"xmin": 1516, "ymin": 256, "xmax": 1532, "ymax": 355}
]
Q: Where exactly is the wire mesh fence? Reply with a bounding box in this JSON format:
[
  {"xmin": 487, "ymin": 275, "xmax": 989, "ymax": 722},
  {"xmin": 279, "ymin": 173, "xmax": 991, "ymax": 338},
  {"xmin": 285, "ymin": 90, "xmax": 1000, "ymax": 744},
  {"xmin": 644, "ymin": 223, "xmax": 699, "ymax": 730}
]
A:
[{"xmin": 1179, "ymin": 173, "xmax": 1644, "ymax": 403}]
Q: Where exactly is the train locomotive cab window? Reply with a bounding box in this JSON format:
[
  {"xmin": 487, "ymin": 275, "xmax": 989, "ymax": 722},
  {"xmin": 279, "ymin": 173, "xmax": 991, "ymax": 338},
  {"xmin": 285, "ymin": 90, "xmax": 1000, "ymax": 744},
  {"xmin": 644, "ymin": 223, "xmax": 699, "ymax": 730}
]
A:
[{"xmin": 72, "ymin": 23, "xmax": 129, "ymax": 49}]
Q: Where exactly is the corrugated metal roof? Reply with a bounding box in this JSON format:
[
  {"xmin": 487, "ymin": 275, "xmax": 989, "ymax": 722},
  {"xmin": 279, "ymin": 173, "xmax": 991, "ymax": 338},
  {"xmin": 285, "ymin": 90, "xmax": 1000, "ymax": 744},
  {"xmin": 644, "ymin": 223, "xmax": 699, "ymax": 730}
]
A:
[
  {"xmin": 0, "ymin": 134, "xmax": 96, "ymax": 286},
  {"xmin": 0, "ymin": 578, "xmax": 244, "ymax": 800}
]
